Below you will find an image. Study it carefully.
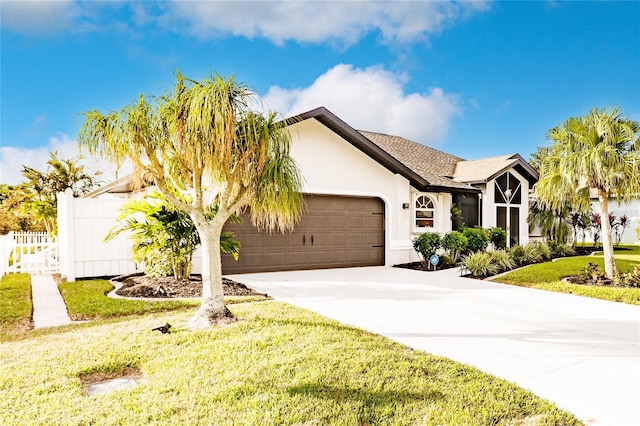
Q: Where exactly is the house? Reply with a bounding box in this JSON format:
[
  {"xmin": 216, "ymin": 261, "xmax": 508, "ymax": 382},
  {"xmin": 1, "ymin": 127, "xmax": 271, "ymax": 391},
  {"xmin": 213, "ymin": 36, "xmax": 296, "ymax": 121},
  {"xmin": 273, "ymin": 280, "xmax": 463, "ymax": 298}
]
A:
[{"xmin": 80, "ymin": 106, "xmax": 539, "ymax": 276}]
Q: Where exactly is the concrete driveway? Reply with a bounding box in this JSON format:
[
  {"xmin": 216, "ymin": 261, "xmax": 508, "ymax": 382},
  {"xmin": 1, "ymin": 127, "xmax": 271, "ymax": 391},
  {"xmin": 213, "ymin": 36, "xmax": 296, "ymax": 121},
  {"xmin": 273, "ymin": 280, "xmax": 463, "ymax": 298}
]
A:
[{"xmin": 227, "ymin": 266, "xmax": 640, "ymax": 426}]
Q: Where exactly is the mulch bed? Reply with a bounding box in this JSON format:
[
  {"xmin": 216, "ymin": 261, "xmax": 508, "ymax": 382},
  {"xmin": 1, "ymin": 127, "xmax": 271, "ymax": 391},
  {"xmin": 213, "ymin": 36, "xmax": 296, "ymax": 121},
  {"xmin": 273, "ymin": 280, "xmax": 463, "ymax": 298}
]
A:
[
  {"xmin": 394, "ymin": 261, "xmax": 457, "ymax": 272},
  {"xmin": 112, "ymin": 274, "xmax": 266, "ymax": 298}
]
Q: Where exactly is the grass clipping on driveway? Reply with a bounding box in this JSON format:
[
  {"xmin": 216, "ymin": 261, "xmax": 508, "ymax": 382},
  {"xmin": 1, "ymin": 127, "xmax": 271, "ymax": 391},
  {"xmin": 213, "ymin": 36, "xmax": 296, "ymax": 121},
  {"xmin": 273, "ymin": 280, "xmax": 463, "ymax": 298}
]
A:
[{"xmin": 0, "ymin": 302, "xmax": 580, "ymax": 425}]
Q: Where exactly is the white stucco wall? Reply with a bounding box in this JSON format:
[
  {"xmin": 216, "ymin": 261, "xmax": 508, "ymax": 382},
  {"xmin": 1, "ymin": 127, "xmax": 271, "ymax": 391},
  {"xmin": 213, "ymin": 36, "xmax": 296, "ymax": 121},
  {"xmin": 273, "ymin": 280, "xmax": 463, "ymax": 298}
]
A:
[{"xmin": 288, "ymin": 119, "xmax": 420, "ymax": 265}]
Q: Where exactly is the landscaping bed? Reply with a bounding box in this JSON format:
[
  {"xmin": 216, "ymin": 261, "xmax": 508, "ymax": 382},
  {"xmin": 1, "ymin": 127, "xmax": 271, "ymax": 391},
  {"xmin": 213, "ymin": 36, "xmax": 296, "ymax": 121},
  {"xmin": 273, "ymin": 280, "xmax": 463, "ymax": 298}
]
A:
[{"xmin": 112, "ymin": 274, "xmax": 266, "ymax": 298}]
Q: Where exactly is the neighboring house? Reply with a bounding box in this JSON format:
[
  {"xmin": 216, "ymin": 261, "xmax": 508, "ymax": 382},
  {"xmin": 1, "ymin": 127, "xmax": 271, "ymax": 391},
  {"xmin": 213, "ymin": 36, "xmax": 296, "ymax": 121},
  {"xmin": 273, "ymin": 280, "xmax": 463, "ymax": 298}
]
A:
[{"xmin": 81, "ymin": 106, "xmax": 539, "ymax": 275}]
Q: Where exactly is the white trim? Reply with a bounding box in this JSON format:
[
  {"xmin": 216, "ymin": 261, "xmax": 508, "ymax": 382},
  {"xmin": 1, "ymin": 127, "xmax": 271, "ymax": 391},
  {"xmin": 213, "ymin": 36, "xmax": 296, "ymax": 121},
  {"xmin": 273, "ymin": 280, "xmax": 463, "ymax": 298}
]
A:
[{"xmin": 413, "ymin": 193, "xmax": 437, "ymax": 233}]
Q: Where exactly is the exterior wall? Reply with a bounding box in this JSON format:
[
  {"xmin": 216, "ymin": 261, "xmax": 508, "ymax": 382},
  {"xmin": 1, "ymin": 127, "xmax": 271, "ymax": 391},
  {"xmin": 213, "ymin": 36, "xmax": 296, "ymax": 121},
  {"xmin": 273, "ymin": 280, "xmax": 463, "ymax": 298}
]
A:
[
  {"xmin": 288, "ymin": 119, "xmax": 414, "ymax": 265},
  {"xmin": 479, "ymin": 169, "xmax": 531, "ymax": 245},
  {"xmin": 404, "ymin": 190, "xmax": 454, "ymax": 264}
]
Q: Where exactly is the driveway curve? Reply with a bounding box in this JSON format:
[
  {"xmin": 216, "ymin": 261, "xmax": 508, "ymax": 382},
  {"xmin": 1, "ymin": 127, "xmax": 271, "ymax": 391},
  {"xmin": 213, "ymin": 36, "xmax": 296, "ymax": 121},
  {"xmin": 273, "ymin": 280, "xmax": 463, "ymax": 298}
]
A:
[{"xmin": 227, "ymin": 266, "xmax": 640, "ymax": 426}]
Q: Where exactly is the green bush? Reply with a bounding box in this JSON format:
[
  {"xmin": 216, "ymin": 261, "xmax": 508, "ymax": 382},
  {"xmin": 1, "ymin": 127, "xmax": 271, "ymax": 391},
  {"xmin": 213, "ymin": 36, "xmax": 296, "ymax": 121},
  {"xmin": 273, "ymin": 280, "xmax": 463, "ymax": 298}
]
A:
[
  {"xmin": 508, "ymin": 245, "xmax": 526, "ymax": 266},
  {"xmin": 462, "ymin": 227, "xmax": 489, "ymax": 253},
  {"xmin": 412, "ymin": 232, "xmax": 441, "ymax": 268},
  {"xmin": 491, "ymin": 249, "xmax": 516, "ymax": 273},
  {"xmin": 141, "ymin": 249, "xmax": 174, "ymax": 277},
  {"xmin": 462, "ymin": 252, "xmax": 498, "ymax": 277},
  {"xmin": 549, "ymin": 241, "xmax": 576, "ymax": 257},
  {"xmin": 488, "ymin": 227, "xmax": 507, "ymax": 249},
  {"xmin": 522, "ymin": 243, "xmax": 544, "ymax": 264},
  {"xmin": 531, "ymin": 241, "xmax": 553, "ymax": 261},
  {"xmin": 441, "ymin": 231, "xmax": 468, "ymax": 263}
]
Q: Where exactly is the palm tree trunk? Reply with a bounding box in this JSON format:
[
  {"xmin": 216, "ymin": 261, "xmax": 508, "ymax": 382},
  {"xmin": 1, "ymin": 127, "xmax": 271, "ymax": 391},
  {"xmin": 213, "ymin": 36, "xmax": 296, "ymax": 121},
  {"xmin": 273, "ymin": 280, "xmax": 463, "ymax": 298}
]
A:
[
  {"xmin": 598, "ymin": 190, "xmax": 617, "ymax": 279},
  {"xmin": 188, "ymin": 218, "xmax": 235, "ymax": 329}
]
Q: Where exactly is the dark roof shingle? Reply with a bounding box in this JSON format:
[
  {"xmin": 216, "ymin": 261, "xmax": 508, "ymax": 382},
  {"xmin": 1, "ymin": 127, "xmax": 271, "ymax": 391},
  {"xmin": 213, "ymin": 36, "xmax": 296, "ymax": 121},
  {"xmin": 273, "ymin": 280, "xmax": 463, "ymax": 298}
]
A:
[{"xmin": 359, "ymin": 131, "xmax": 475, "ymax": 191}]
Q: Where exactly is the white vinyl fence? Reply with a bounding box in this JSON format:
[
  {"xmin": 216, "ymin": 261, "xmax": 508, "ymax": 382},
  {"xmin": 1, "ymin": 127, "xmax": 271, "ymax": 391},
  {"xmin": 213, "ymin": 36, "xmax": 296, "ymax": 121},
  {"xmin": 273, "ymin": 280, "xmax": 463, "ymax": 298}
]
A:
[
  {"xmin": 1, "ymin": 231, "xmax": 59, "ymax": 276},
  {"xmin": 57, "ymin": 189, "xmax": 139, "ymax": 281}
]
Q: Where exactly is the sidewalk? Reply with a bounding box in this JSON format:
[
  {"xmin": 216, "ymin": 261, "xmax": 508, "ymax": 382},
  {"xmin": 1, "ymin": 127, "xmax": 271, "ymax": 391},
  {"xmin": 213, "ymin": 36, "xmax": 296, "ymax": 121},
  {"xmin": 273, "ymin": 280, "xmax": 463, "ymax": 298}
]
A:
[{"xmin": 31, "ymin": 274, "xmax": 72, "ymax": 328}]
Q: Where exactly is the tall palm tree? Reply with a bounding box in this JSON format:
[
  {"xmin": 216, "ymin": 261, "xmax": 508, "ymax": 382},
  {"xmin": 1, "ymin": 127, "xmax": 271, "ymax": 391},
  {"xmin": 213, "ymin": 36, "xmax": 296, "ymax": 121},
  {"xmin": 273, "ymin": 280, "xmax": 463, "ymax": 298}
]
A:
[
  {"xmin": 535, "ymin": 107, "xmax": 640, "ymax": 278},
  {"xmin": 79, "ymin": 71, "xmax": 304, "ymax": 329}
]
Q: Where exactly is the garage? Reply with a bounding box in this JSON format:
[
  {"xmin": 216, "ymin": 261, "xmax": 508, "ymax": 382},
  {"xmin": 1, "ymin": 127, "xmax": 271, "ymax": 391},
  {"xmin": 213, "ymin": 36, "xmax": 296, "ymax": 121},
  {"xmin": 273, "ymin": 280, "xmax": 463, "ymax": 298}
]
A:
[{"xmin": 221, "ymin": 194, "xmax": 385, "ymax": 274}]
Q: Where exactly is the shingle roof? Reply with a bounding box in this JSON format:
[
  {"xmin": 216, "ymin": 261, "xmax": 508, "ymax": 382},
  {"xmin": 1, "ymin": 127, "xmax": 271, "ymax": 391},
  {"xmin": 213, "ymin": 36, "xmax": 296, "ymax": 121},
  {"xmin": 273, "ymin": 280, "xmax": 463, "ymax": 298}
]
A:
[
  {"xmin": 453, "ymin": 155, "xmax": 517, "ymax": 183},
  {"xmin": 359, "ymin": 130, "xmax": 476, "ymax": 191},
  {"xmin": 453, "ymin": 154, "xmax": 539, "ymax": 185}
]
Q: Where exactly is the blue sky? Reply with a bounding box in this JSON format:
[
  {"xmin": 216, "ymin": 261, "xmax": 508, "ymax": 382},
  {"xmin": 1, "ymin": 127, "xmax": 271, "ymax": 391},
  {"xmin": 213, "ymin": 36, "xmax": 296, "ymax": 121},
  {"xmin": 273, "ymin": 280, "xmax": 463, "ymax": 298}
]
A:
[{"xmin": 1, "ymin": 1, "xmax": 639, "ymax": 185}]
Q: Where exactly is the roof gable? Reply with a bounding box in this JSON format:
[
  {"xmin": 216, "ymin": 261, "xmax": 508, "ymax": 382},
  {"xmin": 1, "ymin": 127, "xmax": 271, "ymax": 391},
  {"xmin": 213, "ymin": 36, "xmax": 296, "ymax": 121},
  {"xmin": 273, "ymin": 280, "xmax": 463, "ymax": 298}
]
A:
[
  {"xmin": 290, "ymin": 107, "xmax": 478, "ymax": 193},
  {"xmin": 453, "ymin": 154, "xmax": 539, "ymax": 185}
]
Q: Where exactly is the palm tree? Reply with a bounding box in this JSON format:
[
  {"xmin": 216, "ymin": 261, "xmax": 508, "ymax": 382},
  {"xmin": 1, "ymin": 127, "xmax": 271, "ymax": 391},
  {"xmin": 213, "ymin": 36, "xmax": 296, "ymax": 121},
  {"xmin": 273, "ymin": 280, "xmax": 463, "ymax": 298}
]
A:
[
  {"xmin": 535, "ymin": 107, "xmax": 640, "ymax": 278},
  {"xmin": 21, "ymin": 152, "xmax": 100, "ymax": 234},
  {"xmin": 79, "ymin": 71, "xmax": 304, "ymax": 329}
]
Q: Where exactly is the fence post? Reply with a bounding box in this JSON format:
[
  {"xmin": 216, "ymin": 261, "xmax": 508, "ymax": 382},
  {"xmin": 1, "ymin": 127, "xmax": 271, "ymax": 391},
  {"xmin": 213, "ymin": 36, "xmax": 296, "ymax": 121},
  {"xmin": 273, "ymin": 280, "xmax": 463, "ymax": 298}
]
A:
[
  {"xmin": 58, "ymin": 189, "xmax": 76, "ymax": 282},
  {"xmin": 0, "ymin": 233, "xmax": 8, "ymax": 277}
]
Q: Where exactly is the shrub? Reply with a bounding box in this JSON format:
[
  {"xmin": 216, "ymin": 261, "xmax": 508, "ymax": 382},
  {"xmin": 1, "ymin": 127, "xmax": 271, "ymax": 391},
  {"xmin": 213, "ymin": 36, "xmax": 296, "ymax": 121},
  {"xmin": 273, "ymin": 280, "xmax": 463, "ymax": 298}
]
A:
[
  {"xmin": 438, "ymin": 254, "xmax": 455, "ymax": 267},
  {"xmin": 616, "ymin": 265, "xmax": 640, "ymax": 288},
  {"xmin": 412, "ymin": 232, "xmax": 441, "ymax": 268},
  {"xmin": 491, "ymin": 249, "xmax": 516, "ymax": 273},
  {"xmin": 441, "ymin": 231, "xmax": 468, "ymax": 263},
  {"xmin": 462, "ymin": 252, "xmax": 498, "ymax": 277},
  {"xmin": 509, "ymin": 245, "xmax": 526, "ymax": 266},
  {"xmin": 141, "ymin": 249, "xmax": 174, "ymax": 277},
  {"xmin": 462, "ymin": 227, "xmax": 489, "ymax": 253},
  {"xmin": 521, "ymin": 243, "xmax": 544, "ymax": 264},
  {"xmin": 488, "ymin": 227, "xmax": 507, "ymax": 249},
  {"xmin": 531, "ymin": 241, "xmax": 553, "ymax": 261},
  {"xmin": 549, "ymin": 242, "xmax": 575, "ymax": 258}
]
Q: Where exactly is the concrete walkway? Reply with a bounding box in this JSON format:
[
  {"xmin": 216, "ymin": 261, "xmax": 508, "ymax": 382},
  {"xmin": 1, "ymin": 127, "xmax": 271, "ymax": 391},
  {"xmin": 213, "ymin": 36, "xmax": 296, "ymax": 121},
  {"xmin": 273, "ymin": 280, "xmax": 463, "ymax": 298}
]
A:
[
  {"xmin": 31, "ymin": 274, "xmax": 72, "ymax": 328},
  {"xmin": 228, "ymin": 266, "xmax": 640, "ymax": 426}
]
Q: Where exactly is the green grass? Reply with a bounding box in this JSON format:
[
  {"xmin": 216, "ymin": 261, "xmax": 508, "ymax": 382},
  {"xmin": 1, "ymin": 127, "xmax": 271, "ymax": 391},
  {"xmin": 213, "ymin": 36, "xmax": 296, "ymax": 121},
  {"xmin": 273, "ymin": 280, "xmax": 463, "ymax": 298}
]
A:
[
  {"xmin": 493, "ymin": 245, "xmax": 640, "ymax": 305},
  {"xmin": 59, "ymin": 279, "xmax": 267, "ymax": 321},
  {"xmin": 0, "ymin": 274, "xmax": 32, "ymax": 339},
  {"xmin": 0, "ymin": 302, "xmax": 581, "ymax": 425}
]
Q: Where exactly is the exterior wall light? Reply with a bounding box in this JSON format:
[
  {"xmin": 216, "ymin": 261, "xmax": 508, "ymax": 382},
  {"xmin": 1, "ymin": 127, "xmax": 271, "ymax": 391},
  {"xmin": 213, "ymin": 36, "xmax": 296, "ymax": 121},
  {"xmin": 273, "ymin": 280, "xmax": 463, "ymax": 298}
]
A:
[{"xmin": 402, "ymin": 203, "xmax": 410, "ymax": 209}]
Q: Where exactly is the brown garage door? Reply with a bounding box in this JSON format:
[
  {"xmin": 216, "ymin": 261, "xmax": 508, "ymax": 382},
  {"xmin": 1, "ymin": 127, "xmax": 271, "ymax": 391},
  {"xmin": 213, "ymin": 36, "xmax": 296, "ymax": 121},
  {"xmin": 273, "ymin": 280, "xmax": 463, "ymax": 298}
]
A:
[{"xmin": 221, "ymin": 194, "xmax": 384, "ymax": 274}]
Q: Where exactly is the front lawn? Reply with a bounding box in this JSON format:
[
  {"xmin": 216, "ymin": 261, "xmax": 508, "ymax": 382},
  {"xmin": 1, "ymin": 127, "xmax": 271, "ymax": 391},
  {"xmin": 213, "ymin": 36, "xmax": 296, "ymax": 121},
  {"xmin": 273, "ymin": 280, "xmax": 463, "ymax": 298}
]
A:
[
  {"xmin": 59, "ymin": 279, "xmax": 200, "ymax": 320},
  {"xmin": 59, "ymin": 279, "xmax": 265, "ymax": 320},
  {"xmin": 493, "ymin": 245, "xmax": 640, "ymax": 305},
  {"xmin": 0, "ymin": 302, "xmax": 581, "ymax": 425},
  {"xmin": 0, "ymin": 274, "xmax": 32, "ymax": 340}
]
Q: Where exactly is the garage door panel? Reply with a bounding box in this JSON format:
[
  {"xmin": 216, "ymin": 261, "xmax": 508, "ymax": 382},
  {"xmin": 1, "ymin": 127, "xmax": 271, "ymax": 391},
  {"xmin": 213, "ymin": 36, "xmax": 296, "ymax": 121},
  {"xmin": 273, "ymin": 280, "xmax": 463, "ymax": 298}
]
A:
[
  {"xmin": 329, "ymin": 233, "xmax": 346, "ymax": 245},
  {"xmin": 288, "ymin": 251, "xmax": 309, "ymax": 265},
  {"xmin": 347, "ymin": 217, "xmax": 364, "ymax": 228},
  {"xmin": 222, "ymin": 195, "xmax": 384, "ymax": 274},
  {"xmin": 329, "ymin": 215, "xmax": 346, "ymax": 228},
  {"xmin": 264, "ymin": 234, "xmax": 288, "ymax": 247}
]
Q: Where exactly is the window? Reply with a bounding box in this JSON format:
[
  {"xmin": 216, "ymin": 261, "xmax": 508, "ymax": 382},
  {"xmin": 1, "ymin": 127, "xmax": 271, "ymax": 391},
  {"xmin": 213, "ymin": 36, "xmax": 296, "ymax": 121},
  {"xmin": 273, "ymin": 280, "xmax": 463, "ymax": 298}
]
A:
[
  {"xmin": 494, "ymin": 172, "xmax": 521, "ymax": 204},
  {"xmin": 415, "ymin": 195, "xmax": 436, "ymax": 229}
]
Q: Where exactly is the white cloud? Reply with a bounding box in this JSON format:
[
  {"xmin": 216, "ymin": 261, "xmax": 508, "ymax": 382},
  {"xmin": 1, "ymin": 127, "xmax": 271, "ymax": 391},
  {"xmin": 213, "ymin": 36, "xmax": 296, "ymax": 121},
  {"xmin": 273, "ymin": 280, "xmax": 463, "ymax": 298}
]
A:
[
  {"xmin": 0, "ymin": 0, "xmax": 76, "ymax": 34},
  {"xmin": 1, "ymin": 0, "xmax": 491, "ymax": 45},
  {"xmin": 262, "ymin": 64, "xmax": 461, "ymax": 144},
  {"xmin": 165, "ymin": 0, "xmax": 491, "ymax": 46},
  {"xmin": 0, "ymin": 133, "xmax": 121, "ymax": 186}
]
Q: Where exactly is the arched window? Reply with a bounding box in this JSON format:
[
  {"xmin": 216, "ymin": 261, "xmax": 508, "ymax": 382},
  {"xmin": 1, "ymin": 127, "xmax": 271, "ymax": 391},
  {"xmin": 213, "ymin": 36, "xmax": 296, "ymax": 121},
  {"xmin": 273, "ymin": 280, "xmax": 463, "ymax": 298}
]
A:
[{"xmin": 415, "ymin": 195, "xmax": 436, "ymax": 229}]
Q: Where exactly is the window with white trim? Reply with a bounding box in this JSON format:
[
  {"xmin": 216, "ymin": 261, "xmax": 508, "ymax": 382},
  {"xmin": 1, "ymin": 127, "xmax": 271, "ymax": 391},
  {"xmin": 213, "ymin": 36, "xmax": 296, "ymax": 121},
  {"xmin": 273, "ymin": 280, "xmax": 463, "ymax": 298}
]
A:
[{"xmin": 415, "ymin": 194, "xmax": 436, "ymax": 230}]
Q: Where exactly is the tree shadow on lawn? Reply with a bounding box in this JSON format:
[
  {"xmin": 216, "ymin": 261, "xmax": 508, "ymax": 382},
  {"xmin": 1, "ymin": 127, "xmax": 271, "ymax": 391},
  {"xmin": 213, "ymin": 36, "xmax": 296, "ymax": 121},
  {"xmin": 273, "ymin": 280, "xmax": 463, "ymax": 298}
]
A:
[{"xmin": 288, "ymin": 381, "xmax": 444, "ymax": 408}]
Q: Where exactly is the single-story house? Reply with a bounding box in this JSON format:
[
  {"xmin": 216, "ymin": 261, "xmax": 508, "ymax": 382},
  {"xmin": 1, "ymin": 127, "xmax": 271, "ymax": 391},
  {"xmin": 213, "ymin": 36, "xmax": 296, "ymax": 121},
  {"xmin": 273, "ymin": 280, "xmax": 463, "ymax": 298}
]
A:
[{"xmin": 84, "ymin": 106, "xmax": 539, "ymax": 275}]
